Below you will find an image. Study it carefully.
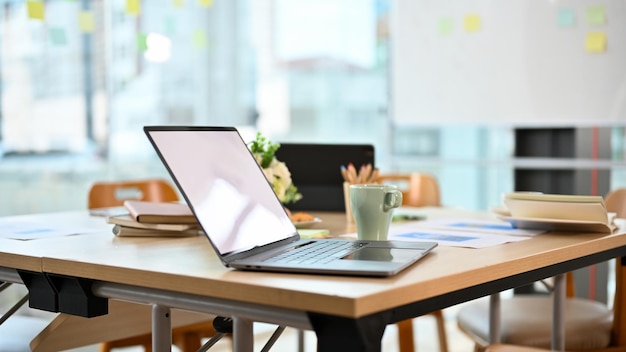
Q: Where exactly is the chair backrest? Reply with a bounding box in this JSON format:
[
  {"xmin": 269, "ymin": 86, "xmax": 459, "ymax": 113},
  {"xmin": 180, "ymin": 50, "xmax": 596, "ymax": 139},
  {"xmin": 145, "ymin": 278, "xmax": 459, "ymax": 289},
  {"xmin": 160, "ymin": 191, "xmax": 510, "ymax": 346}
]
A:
[
  {"xmin": 376, "ymin": 173, "xmax": 441, "ymax": 207},
  {"xmin": 605, "ymin": 188, "xmax": 626, "ymax": 219},
  {"xmin": 274, "ymin": 143, "xmax": 375, "ymax": 211},
  {"xmin": 87, "ymin": 178, "xmax": 179, "ymax": 209}
]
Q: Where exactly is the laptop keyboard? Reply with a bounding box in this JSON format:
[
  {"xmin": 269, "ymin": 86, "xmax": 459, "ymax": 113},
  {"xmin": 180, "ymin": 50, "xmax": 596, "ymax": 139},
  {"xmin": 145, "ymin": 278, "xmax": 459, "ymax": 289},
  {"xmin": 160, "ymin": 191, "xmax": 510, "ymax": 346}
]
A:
[{"xmin": 263, "ymin": 240, "xmax": 364, "ymax": 265}]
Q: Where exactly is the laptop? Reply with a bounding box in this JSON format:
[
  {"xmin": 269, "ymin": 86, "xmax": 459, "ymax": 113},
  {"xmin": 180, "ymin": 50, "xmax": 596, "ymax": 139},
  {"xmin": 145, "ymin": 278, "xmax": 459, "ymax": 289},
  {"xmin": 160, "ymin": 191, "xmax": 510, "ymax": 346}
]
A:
[
  {"xmin": 274, "ymin": 143, "xmax": 374, "ymax": 211},
  {"xmin": 144, "ymin": 126, "xmax": 437, "ymax": 277}
]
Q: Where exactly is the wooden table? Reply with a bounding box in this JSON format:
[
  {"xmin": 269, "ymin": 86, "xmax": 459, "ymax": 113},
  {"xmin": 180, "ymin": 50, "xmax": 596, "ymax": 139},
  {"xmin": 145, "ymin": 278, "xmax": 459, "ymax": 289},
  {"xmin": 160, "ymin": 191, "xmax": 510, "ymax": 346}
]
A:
[{"xmin": 1, "ymin": 208, "xmax": 626, "ymax": 352}]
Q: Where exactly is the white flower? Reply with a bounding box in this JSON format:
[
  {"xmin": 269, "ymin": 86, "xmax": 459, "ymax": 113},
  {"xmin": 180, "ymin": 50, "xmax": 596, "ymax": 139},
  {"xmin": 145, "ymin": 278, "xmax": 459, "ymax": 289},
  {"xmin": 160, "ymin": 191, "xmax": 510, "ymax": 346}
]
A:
[
  {"xmin": 264, "ymin": 159, "xmax": 293, "ymax": 202},
  {"xmin": 250, "ymin": 136, "xmax": 302, "ymax": 204}
]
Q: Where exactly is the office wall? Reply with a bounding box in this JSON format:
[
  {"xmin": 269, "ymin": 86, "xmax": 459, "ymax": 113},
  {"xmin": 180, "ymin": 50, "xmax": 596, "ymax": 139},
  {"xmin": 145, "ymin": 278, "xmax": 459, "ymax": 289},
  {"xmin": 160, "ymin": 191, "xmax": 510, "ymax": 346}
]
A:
[{"xmin": 391, "ymin": 0, "xmax": 626, "ymax": 126}]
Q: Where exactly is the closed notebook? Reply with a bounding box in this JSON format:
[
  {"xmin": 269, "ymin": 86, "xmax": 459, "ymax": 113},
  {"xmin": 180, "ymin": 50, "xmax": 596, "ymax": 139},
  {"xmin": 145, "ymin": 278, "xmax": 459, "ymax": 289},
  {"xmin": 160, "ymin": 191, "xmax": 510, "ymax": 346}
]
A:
[
  {"xmin": 107, "ymin": 214, "xmax": 201, "ymax": 232},
  {"xmin": 112, "ymin": 224, "xmax": 201, "ymax": 237},
  {"xmin": 123, "ymin": 200, "xmax": 198, "ymax": 224}
]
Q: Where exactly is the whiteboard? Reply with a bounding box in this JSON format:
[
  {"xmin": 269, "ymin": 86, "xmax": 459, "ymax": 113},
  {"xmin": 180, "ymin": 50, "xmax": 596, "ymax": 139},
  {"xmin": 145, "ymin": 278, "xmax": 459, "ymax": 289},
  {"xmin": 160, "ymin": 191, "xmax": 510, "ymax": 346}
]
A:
[{"xmin": 391, "ymin": 0, "xmax": 626, "ymax": 126}]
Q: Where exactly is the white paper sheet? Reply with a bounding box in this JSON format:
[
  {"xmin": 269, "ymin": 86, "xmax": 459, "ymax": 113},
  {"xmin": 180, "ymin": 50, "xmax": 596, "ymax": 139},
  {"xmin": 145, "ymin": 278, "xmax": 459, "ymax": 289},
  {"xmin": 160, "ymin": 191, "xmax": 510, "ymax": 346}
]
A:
[
  {"xmin": 342, "ymin": 218, "xmax": 537, "ymax": 248},
  {"xmin": 0, "ymin": 221, "xmax": 102, "ymax": 240},
  {"xmin": 417, "ymin": 218, "xmax": 545, "ymax": 236}
]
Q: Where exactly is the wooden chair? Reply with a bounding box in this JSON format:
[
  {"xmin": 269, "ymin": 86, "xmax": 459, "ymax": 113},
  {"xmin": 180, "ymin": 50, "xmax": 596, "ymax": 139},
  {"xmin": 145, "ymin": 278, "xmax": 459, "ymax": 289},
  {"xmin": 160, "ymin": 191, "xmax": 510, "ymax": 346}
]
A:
[
  {"xmin": 29, "ymin": 300, "xmax": 222, "ymax": 352},
  {"xmin": 377, "ymin": 172, "xmax": 448, "ymax": 352},
  {"xmin": 456, "ymin": 188, "xmax": 626, "ymax": 352},
  {"xmin": 0, "ymin": 283, "xmax": 52, "ymax": 352},
  {"xmin": 87, "ymin": 178, "xmax": 179, "ymax": 209},
  {"xmin": 87, "ymin": 178, "xmax": 223, "ymax": 352},
  {"xmin": 377, "ymin": 173, "xmax": 441, "ymax": 207},
  {"xmin": 605, "ymin": 188, "xmax": 626, "ymax": 219}
]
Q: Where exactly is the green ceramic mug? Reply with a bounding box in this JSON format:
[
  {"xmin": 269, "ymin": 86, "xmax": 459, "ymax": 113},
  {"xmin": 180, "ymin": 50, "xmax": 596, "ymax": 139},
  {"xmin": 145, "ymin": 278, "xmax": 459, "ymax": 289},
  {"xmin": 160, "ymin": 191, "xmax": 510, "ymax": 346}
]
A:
[{"xmin": 349, "ymin": 184, "xmax": 403, "ymax": 241}]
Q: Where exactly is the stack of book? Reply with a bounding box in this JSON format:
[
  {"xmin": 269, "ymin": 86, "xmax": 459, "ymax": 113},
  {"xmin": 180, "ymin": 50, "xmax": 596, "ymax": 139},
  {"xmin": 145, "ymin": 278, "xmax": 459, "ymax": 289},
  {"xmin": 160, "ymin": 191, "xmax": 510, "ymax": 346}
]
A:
[
  {"xmin": 106, "ymin": 200, "xmax": 201, "ymax": 237},
  {"xmin": 499, "ymin": 192, "xmax": 615, "ymax": 233}
]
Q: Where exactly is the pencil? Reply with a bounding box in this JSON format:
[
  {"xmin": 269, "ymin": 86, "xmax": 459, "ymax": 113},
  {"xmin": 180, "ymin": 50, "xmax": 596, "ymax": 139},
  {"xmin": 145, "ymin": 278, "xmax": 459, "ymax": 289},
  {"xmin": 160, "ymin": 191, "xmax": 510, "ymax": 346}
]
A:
[
  {"xmin": 363, "ymin": 163, "xmax": 373, "ymax": 182},
  {"xmin": 347, "ymin": 163, "xmax": 357, "ymax": 183},
  {"xmin": 340, "ymin": 165, "xmax": 350, "ymax": 183},
  {"xmin": 358, "ymin": 164, "xmax": 366, "ymax": 183},
  {"xmin": 370, "ymin": 167, "xmax": 379, "ymax": 183}
]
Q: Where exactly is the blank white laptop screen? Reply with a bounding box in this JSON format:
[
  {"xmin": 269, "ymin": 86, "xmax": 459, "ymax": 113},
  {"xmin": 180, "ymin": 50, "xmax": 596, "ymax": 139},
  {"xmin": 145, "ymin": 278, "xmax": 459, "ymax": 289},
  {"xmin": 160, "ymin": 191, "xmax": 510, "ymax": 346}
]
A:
[{"xmin": 147, "ymin": 128, "xmax": 296, "ymax": 255}]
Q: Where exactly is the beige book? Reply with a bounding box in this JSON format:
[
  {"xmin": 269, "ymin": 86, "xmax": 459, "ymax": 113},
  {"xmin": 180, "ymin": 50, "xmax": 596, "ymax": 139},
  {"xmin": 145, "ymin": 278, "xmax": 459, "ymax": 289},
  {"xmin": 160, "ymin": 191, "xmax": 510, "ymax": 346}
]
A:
[
  {"xmin": 112, "ymin": 225, "xmax": 201, "ymax": 237},
  {"xmin": 503, "ymin": 192, "xmax": 608, "ymax": 223},
  {"xmin": 106, "ymin": 214, "xmax": 200, "ymax": 232},
  {"xmin": 501, "ymin": 192, "xmax": 615, "ymax": 233},
  {"xmin": 123, "ymin": 200, "xmax": 198, "ymax": 224}
]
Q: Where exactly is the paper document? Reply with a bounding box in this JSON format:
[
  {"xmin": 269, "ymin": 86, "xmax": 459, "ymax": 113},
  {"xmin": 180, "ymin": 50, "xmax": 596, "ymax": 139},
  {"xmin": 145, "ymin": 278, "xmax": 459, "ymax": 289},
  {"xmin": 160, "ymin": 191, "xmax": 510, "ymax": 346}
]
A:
[
  {"xmin": 0, "ymin": 221, "xmax": 101, "ymax": 240},
  {"xmin": 341, "ymin": 218, "xmax": 535, "ymax": 248},
  {"xmin": 419, "ymin": 218, "xmax": 545, "ymax": 236},
  {"xmin": 388, "ymin": 221, "xmax": 531, "ymax": 248}
]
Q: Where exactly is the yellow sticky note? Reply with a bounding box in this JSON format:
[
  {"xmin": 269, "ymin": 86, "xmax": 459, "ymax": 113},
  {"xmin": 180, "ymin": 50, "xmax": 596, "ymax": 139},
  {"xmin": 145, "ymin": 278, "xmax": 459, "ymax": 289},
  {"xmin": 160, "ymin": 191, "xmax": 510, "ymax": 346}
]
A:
[
  {"xmin": 126, "ymin": 0, "xmax": 141, "ymax": 15},
  {"xmin": 585, "ymin": 32, "xmax": 607, "ymax": 53},
  {"xmin": 464, "ymin": 14, "xmax": 481, "ymax": 32},
  {"xmin": 78, "ymin": 11, "xmax": 95, "ymax": 33},
  {"xmin": 172, "ymin": 0, "xmax": 184, "ymax": 8},
  {"xmin": 587, "ymin": 6, "xmax": 606, "ymax": 26},
  {"xmin": 27, "ymin": 1, "xmax": 45, "ymax": 20},
  {"xmin": 199, "ymin": 0, "xmax": 214, "ymax": 7}
]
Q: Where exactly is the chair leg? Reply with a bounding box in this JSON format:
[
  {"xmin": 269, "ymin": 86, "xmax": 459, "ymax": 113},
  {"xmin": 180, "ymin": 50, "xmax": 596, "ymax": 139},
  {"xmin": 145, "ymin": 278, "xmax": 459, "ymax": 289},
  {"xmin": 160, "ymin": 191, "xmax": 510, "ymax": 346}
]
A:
[
  {"xmin": 397, "ymin": 319, "xmax": 415, "ymax": 352},
  {"xmin": 474, "ymin": 343, "xmax": 487, "ymax": 352},
  {"xmin": 432, "ymin": 310, "xmax": 449, "ymax": 352},
  {"xmin": 98, "ymin": 338, "xmax": 152, "ymax": 352},
  {"xmin": 174, "ymin": 330, "xmax": 202, "ymax": 352}
]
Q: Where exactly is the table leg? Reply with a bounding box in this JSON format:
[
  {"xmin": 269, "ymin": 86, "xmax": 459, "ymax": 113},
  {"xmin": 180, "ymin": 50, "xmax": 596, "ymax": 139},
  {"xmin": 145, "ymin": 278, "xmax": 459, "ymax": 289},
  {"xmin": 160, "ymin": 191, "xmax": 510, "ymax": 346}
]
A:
[
  {"xmin": 552, "ymin": 274, "xmax": 566, "ymax": 351},
  {"xmin": 152, "ymin": 304, "xmax": 172, "ymax": 352},
  {"xmin": 308, "ymin": 312, "xmax": 387, "ymax": 352},
  {"xmin": 488, "ymin": 293, "xmax": 501, "ymax": 343},
  {"xmin": 233, "ymin": 316, "xmax": 254, "ymax": 352}
]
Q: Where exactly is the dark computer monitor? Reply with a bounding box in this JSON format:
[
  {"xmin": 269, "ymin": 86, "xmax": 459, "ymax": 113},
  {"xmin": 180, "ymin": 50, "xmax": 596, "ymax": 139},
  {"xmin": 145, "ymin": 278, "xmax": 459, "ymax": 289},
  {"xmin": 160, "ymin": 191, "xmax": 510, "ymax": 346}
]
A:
[{"xmin": 275, "ymin": 143, "xmax": 375, "ymax": 211}]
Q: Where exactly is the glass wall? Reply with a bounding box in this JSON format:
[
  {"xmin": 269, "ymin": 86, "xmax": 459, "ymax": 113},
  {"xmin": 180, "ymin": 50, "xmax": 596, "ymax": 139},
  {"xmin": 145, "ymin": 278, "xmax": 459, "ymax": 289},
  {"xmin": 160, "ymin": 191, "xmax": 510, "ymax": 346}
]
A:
[{"xmin": 0, "ymin": 0, "xmax": 624, "ymax": 216}]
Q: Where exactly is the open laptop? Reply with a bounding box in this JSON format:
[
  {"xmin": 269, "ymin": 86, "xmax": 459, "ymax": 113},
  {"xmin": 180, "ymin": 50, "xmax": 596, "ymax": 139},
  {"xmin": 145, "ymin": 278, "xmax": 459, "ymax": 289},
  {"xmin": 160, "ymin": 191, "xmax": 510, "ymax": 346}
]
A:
[
  {"xmin": 144, "ymin": 126, "xmax": 437, "ymax": 277},
  {"xmin": 274, "ymin": 143, "xmax": 374, "ymax": 211}
]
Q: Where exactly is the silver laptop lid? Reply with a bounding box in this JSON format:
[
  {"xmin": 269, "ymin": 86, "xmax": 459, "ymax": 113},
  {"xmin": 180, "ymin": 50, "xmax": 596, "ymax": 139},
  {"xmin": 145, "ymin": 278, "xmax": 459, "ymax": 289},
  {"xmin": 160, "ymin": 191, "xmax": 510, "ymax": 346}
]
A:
[{"xmin": 144, "ymin": 126, "xmax": 298, "ymax": 257}]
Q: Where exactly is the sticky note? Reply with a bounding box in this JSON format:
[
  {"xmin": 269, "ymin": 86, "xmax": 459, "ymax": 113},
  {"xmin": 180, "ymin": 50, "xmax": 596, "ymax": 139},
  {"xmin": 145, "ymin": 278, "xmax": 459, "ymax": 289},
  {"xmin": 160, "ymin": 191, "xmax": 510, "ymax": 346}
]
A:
[
  {"xmin": 137, "ymin": 33, "xmax": 148, "ymax": 52},
  {"xmin": 587, "ymin": 6, "xmax": 606, "ymax": 25},
  {"xmin": 78, "ymin": 11, "xmax": 95, "ymax": 33},
  {"xmin": 557, "ymin": 8, "xmax": 575, "ymax": 27},
  {"xmin": 172, "ymin": 0, "xmax": 184, "ymax": 7},
  {"xmin": 27, "ymin": 1, "xmax": 45, "ymax": 20},
  {"xmin": 49, "ymin": 28, "xmax": 67, "ymax": 46},
  {"xmin": 199, "ymin": 0, "xmax": 214, "ymax": 7},
  {"xmin": 438, "ymin": 18, "xmax": 453, "ymax": 35},
  {"xmin": 297, "ymin": 229, "xmax": 330, "ymax": 239},
  {"xmin": 126, "ymin": 0, "xmax": 141, "ymax": 15},
  {"xmin": 464, "ymin": 14, "xmax": 481, "ymax": 32},
  {"xmin": 193, "ymin": 30, "xmax": 207, "ymax": 49},
  {"xmin": 164, "ymin": 17, "xmax": 176, "ymax": 35},
  {"xmin": 585, "ymin": 32, "xmax": 607, "ymax": 53}
]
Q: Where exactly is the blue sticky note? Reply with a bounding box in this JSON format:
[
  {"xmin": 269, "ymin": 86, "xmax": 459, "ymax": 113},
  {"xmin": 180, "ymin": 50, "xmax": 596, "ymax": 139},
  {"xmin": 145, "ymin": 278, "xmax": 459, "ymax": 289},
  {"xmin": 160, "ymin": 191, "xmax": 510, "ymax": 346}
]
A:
[
  {"xmin": 557, "ymin": 8, "xmax": 575, "ymax": 27},
  {"xmin": 49, "ymin": 27, "xmax": 67, "ymax": 46}
]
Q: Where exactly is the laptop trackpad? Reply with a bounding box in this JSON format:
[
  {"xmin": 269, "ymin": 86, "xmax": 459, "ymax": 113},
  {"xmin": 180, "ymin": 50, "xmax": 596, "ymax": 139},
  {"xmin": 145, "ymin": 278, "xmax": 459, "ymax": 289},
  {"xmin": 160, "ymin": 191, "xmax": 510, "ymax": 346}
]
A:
[{"xmin": 341, "ymin": 247, "xmax": 423, "ymax": 263}]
